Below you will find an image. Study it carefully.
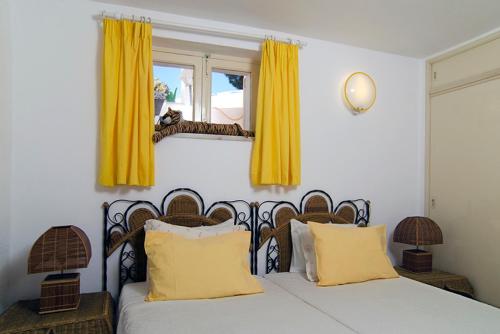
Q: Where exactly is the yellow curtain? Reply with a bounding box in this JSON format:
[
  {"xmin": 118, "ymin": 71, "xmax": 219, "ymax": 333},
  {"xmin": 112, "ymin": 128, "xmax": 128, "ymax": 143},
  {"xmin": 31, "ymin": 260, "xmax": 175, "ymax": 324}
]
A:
[
  {"xmin": 99, "ymin": 19, "xmax": 155, "ymax": 187},
  {"xmin": 251, "ymin": 40, "xmax": 301, "ymax": 186}
]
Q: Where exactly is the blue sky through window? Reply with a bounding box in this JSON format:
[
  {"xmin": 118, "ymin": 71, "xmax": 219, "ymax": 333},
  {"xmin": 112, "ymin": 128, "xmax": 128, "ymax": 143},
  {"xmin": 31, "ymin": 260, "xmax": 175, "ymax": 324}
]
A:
[
  {"xmin": 212, "ymin": 72, "xmax": 240, "ymax": 94},
  {"xmin": 153, "ymin": 65, "xmax": 240, "ymax": 95}
]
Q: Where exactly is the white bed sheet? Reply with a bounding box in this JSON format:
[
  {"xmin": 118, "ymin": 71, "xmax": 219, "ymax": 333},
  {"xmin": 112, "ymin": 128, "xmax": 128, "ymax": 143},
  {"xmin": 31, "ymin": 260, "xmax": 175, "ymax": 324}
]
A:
[
  {"xmin": 266, "ymin": 272, "xmax": 500, "ymax": 334},
  {"xmin": 117, "ymin": 277, "xmax": 356, "ymax": 334}
]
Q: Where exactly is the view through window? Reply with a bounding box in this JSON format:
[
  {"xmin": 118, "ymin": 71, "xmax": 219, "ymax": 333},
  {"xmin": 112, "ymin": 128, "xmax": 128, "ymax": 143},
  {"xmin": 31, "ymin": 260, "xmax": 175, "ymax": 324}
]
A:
[
  {"xmin": 153, "ymin": 64, "xmax": 194, "ymax": 121},
  {"xmin": 153, "ymin": 48, "xmax": 259, "ymax": 131},
  {"xmin": 210, "ymin": 71, "xmax": 248, "ymax": 127}
]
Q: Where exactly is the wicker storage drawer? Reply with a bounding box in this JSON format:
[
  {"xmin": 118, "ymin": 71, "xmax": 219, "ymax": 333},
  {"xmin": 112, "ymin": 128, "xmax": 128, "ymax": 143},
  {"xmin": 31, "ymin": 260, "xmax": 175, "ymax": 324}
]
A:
[{"xmin": 0, "ymin": 292, "xmax": 113, "ymax": 334}]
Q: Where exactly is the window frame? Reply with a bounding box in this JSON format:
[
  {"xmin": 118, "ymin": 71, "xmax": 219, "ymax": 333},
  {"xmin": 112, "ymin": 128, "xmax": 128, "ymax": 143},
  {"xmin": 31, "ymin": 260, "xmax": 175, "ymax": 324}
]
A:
[
  {"xmin": 152, "ymin": 46, "xmax": 259, "ymax": 131},
  {"xmin": 205, "ymin": 58, "xmax": 259, "ymax": 130},
  {"xmin": 152, "ymin": 50, "xmax": 203, "ymax": 122}
]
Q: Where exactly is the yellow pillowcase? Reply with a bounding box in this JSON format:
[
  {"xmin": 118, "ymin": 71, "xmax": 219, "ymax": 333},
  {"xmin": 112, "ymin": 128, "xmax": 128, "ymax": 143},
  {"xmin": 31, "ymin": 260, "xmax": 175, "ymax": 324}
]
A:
[
  {"xmin": 307, "ymin": 222, "xmax": 388, "ymax": 253},
  {"xmin": 145, "ymin": 230, "xmax": 263, "ymax": 301},
  {"xmin": 309, "ymin": 222, "xmax": 399, "ymax": 286}
]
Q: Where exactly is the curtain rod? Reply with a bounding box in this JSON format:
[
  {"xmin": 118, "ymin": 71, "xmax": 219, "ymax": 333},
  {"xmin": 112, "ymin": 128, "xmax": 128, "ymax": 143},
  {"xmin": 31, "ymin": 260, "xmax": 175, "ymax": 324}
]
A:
[{"xmin": 96, "ymin": 11, "xmax": 307, "ymax": 49}]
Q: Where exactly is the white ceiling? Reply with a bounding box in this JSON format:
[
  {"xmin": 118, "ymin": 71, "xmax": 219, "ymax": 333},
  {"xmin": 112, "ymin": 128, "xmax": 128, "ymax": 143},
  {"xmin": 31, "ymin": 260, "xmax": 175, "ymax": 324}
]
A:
[{"xmin": 97, "ymin": 0, "xmax": 500, "ymax": 58}]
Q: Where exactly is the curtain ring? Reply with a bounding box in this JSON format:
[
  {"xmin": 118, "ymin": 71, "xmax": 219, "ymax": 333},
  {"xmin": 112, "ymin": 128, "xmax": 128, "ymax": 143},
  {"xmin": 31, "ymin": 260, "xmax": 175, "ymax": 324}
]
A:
[{"xmin": 148, "ymin": 17, "xmax": 152, "ymax": 23}]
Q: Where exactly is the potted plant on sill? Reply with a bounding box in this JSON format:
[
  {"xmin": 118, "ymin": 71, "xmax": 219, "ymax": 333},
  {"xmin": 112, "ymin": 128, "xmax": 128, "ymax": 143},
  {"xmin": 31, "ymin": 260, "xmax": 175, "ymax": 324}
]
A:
[{"xmin": 154, "ymin": 78, "xmax": 169, "ymax": 116}]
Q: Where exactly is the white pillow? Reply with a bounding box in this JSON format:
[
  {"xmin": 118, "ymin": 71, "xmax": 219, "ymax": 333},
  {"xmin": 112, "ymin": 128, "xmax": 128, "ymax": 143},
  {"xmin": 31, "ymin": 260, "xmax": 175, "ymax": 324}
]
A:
[
  {"xmin": 299, "ymin": 226, "xmax": 318, "ymax": 281},
  {"xmin": 292, "ymin": 220, "xmax": 358, "ymax": 282},
  {"xmin": 144, "ymin": 218, "xmax": 246, "ymax": 238},
  {"xmin": 289, "ymin": 219, "xmax": 308, "ymax": 273}
]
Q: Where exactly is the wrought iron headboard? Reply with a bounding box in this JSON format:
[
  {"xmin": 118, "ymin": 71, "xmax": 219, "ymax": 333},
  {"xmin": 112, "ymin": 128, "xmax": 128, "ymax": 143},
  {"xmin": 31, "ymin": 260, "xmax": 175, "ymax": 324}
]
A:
[
  {"xmin": 102, "ymin": 188, "xmax": 254, "ymax": 293},
  {"xmin": 102, "ymin": 188, "xmax": 370, "ymax": 293},
  {"xmin": 256, "ymin": 190, "xmax": 370, "ymax": 273}
]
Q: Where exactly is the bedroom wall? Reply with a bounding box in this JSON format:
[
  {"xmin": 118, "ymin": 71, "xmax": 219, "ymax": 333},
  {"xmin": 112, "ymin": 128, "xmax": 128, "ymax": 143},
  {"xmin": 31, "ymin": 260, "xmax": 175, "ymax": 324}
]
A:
[
  {"xmin": 0, "ymin": 0, "xmax": 13, "ymax": 313},
  {"xmin": 4, "ymin": 0, "xmax": 425, "ymax": 305}
]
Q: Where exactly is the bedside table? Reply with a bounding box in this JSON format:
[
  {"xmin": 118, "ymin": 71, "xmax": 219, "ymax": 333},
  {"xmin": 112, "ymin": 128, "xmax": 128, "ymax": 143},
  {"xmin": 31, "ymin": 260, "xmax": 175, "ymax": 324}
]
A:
[
  {"xmin": 395, "ymin": 266, "xmax": 474, "ymax": 298},
  {"xmin": 0, "ymin": 292, "xmax": 113, "ymax": 334}
]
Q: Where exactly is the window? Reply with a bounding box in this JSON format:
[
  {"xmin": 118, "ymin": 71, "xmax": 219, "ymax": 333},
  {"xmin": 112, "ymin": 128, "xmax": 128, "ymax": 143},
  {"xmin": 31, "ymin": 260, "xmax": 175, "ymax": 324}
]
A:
[
  {"xmin": 153, "ymin": 46, "xmax": 259, "ymax": 131},
  {"xmin": 153, "ymin": 64, "xmax": 194, "ymax": 121},
  {"xmin": 211, "ymin": 71, "xmax": 247, "ymax": 126}
]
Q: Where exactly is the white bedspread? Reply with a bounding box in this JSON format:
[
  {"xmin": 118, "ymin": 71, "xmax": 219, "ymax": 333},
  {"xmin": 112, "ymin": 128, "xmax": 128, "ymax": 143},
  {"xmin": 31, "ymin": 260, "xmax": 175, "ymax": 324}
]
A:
[
  {"xmin": 117, "ymin": 277, "xmax": 356, "ymax": 334},
  {"xmin": 266, "ymin": 272, "xmax": 500, "ymax": 334}
]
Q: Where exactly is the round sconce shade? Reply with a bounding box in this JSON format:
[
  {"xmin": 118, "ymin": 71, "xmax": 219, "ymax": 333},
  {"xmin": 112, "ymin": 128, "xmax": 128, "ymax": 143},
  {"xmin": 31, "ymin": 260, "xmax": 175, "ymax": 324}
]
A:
[{"xmin": 344, "ymin": 72, "xmax": 376, "ymax": 112}]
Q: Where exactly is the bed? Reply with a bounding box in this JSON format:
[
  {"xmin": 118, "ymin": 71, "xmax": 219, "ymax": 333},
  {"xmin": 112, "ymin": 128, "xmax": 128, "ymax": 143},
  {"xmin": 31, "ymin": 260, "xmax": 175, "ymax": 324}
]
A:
[
  {"xmin": 257, "ymin": 194, "xmax": 500, "ymax": 333},
  {"xmin": 117, "ymin": 278, "xmax": 355, "ymax": 334},
  {"xmin": 266, "ymin": 272, "xmax": 500, "ymax": 334},
  {"xmin": 103, "ymin": 188, "xmax": 500, "ymax": 334}
]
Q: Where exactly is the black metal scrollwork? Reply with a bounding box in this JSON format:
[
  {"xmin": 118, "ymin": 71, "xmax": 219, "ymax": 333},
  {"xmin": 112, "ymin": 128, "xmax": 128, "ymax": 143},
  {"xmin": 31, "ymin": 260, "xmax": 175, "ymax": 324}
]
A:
[
  {"xmin": 255, "ymin": 190, "xmax": 371, "ymax": 274},
  {"xmin": 102, "ymin": 188, "xmax": 253, "ymax": 293},
  {"xmin": 102, "ymin": 189, "xmax": 370, "ymax": 293}
]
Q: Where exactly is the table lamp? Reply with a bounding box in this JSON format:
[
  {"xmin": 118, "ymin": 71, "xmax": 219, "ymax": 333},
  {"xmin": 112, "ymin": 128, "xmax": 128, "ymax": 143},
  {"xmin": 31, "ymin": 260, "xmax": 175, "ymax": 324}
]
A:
[
  {"xmin": 28, "ymin": 225, "xmax": 91, "ymax": 314},
  {"xmin": 393, "ymin": 216, "xmax": 443, "ymax": 272}
]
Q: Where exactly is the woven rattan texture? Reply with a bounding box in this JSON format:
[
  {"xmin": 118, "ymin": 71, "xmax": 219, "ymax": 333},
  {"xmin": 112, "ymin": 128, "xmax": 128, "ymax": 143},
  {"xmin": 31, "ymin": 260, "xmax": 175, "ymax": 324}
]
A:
[
  {"xmin": 395, "ymin": 267, "xmax": 474, "ymax": 298},
  {"xmin": 393, "ymin": 217, "xmax": 443, "ymax": 246},
  {"xmin": 260, "ymin": 195, "xmax": 358, "ymax": 273},
  {"xmin": 28, "ymin": 226, "xmax": 91, "ymax": 274},
  {"xmin": 0, "ymin": 292, "xmax": 113, "ymax": 334},
  {"xmin": 105, "ymin": 194, "xmax": 233, "ymax": 284}
]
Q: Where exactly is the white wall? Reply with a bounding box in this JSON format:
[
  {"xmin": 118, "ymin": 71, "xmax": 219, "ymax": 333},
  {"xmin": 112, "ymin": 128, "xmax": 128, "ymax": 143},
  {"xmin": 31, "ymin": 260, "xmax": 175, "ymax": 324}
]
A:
[
  {"xmin": 4, "ymin": 0, "xmax": 425, "ymax": 305},
  {"xmin": 0, "ymin": 0, "xmax": 13, "ymax": 313}
]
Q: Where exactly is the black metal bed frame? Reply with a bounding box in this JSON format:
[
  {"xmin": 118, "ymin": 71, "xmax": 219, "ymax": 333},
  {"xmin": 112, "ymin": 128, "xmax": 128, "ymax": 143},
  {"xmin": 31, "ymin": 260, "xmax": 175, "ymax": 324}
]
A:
[
  {"xmin": 255, "ymin": 190, "xmax": 371, "ymax": 273},
  {"xmin": 102, "ymin": 188, "xmax": 254, "ymax": 293},
  {"xmin": 102, "ymin": 188, "xmax": 370, "ymax": 293}
]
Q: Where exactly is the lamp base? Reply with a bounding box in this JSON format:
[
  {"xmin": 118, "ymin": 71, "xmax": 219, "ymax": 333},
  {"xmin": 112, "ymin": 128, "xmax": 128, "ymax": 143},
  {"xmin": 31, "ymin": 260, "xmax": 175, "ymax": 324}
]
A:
[
  {"xmin": 402, "ymin": 249, "xmax": 432, "ymax": 273},
  {"xmin": 39, "ymin": 273, "xmax": 80, "ymax": 314}
]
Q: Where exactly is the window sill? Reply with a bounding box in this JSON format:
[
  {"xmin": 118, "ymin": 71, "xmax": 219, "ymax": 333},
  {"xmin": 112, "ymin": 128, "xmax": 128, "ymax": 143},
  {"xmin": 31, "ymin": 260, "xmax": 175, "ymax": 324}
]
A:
[{"xmin": 169, "ymin": 133, "xmax": 254, "ymax": 142}]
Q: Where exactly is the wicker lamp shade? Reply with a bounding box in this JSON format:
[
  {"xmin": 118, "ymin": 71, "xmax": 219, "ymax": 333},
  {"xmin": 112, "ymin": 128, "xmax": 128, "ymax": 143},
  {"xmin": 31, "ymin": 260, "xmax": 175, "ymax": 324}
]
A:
[
  {"xmin": 28, "ymin": 225, "xmax": 92, "ymax": 314},
  {"xmin": 393, "ymin": 216, "xmax": 443, "ymax": 246},
  {"xmin": 28, "ymin": 225, "xmax": 92, "ymax": 274}
]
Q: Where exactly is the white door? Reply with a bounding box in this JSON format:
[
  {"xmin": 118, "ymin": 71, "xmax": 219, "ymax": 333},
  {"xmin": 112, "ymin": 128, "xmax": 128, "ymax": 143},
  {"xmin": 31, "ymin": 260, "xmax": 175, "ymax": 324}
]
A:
[{"xmin": 429, "ymin": 78, "xmax": 500, "ymax": 307}]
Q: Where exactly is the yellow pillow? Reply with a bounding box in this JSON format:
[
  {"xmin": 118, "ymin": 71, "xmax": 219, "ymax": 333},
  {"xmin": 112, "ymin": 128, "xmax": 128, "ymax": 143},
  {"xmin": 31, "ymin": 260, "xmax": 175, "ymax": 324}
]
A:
[
  {"xmin": 309, "ymin": 222, "xmax": 398, "ymax": 286},
  {"xmin": 307, "ymin": 222, "xmax": 388, "ymax": 253},
  {"xmin": 145, "ymin": 230, "xmax": 263, "ymax": 301}
]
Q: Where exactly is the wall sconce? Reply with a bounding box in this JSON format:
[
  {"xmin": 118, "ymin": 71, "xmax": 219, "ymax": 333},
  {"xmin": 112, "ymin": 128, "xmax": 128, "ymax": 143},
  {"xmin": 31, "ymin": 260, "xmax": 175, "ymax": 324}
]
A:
[{"xmin": 344, "ymin": 72, "xmax": 376, "ymax": 112}]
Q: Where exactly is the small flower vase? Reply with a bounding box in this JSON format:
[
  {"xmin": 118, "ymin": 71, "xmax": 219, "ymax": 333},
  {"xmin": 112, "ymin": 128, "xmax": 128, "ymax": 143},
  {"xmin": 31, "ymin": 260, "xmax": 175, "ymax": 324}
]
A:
[{"xmin": 154, "ymin": 98, "xmax": 165, "ymax": 116}]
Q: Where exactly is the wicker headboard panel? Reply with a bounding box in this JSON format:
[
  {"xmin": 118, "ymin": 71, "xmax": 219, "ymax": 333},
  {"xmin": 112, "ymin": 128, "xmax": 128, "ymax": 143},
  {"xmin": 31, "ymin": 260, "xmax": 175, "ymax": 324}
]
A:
[
  {"xmin": 102, "ymin": 188, "xmax": 253, "ymax": 292},
  {"xmin": 256, "ymin": 190, "xmax": 370, "ymax": 273},
  {"xmin": 102, "ymin": 189, "xmax": 369, "ymax": 293}
]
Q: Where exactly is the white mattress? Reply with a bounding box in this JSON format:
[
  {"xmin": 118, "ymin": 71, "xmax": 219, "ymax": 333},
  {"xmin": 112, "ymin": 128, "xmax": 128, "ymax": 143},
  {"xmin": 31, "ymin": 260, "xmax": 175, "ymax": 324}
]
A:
[
  {"xmin": 117, "ymin": 277, "xmax": 356, "ymax": 334},
  {"xmin": 266, "ymin": 272, "xmax": 500, "ymax": 334}
]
